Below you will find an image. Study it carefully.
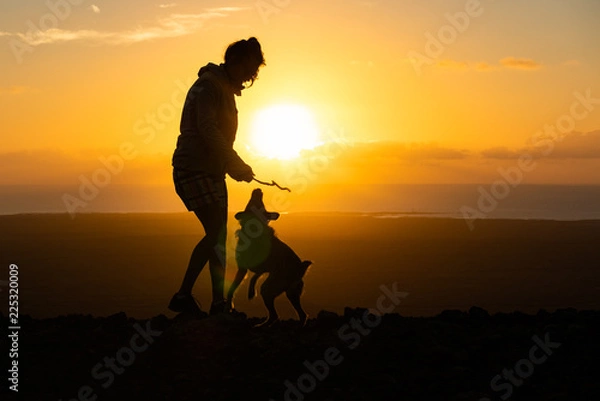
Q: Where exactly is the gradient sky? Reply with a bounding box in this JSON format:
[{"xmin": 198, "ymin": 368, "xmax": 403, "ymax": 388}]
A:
[{"xmin": 1, "ymin": 0, "xmax": 600, "ymax": 212}]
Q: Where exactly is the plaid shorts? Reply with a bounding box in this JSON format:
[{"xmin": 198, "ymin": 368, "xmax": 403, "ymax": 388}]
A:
[{"xmin": 173, "ymin": 169, "xmax": 227, "ymax": 211}]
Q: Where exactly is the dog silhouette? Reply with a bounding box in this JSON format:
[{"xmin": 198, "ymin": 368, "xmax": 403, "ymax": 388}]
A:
[{"xmin": 227, "ymin": 189, "xmax": 312, "ymax": 326}]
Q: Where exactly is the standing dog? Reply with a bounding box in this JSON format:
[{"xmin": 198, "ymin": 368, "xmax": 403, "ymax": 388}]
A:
[{"xmin": 227, "ymin": 189, "xmax": 312, "ymax": 326}]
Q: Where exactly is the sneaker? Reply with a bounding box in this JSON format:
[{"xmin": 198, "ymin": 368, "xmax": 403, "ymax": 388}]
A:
[{"xmin": 168, "ymin": 293, "xmax": 202, "ymax": 314}]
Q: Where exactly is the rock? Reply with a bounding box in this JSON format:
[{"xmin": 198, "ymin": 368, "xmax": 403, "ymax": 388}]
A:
[
  {"xmin": 438, "ymin": 309, "xmax": 468, "ymax": 321},
  {"xmin": 105, "ymin": 311, "xmax": 128, "ymax": 325},
  {"xmin": 468, "ymin": 306, "xmax": 490, "ymax": 319},
  {"xmin": 343, "ymin": 307, "xmax": 370, "ymax": 320},
  {"xmin": 316, "ymin": 310, "xmax": 340, "ymax": 325}
]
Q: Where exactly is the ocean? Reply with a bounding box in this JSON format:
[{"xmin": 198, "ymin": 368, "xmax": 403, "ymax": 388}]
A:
[{"xmin": 1, "ymin": 184, "xmax": 600, "ymax": 220}]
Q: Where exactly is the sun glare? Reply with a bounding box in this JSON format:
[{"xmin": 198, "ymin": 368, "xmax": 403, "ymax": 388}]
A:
[{"xmin": 250, "ymin": 104, "xmax": 320, "ymax": 159}]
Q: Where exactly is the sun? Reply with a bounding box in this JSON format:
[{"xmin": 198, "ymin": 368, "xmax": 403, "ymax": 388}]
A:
[{"xmin": 250, "ymin": 104, "xmax": 320, "ymax": 159}]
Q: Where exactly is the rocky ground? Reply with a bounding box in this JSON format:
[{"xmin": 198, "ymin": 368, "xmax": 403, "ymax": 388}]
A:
[{"xmin": 2, "ymin": 307, "xmax": 599, "ymax": 401}]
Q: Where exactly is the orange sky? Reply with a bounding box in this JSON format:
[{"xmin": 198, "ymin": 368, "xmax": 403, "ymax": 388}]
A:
[{"xmin": 1, "ymin": 0, "xmax": 600, "ymax": 213}]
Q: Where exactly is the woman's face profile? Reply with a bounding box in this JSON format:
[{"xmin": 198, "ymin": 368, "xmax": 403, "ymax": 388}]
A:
[{"xmin": 228, "ymin": 56, "xmax": 262, "ymax": 87}]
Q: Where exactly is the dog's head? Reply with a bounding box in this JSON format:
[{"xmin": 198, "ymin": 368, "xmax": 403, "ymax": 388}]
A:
[{"xmin": 234, "ymin": 188, "xmax": 280, "ymax": 223}]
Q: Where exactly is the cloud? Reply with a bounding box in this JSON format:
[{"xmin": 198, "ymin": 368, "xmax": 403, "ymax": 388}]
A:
[
  {"xmin": 480, "ymin": 147, "xmax": 521, "ymax": 159},
  {"xmin": 562, "ymin": 59, "xmax": 581, "ymax": 67},
  {"xmin": 90, "ymin": 4, "xmax": 100, "ymax": 13},
  {"xmin": 474, "ymin": 62, "xmax": 496, "ymax": 72},
  {"xmin": 500, "ymin": 57, "xmax": 543, "ymax": 70},
  {"xmin": 1, "ymin": 10, "xmax": 246, "ymax": 46},
  {"xmin": 0, "ymin": 142, "xmax": 471, "ymax": 186},
  {"xmin": 307, "ymin": 140, "xmax": 470, "ymax": 162},
  {"xmin": 434, "ymin": 57, "xmax": 544, "ymax": 72},
  {"xmin": 544, "ymin": 130, "xmax": 600, "ymax": 159},
  {"xmin": 206, "ymin": 7, "xmax": 249, "ymax": 13},
  {"xmin": 0, "ymin": 149, "xmax": 170, "ymax": 186},
  {"xmin": 159, "ymin": 3, "xmax": 177, "ymax": 8},
  {"xmin": 435, "ymin": 59, "xmax": 469, "ymax": 71},
  {"xmin": 481, "ymin": 131, "xmax": 600, "ymax": 160},
  {"xmin": 4, "ymin": 134, "xmax": 600, "ymax": 187}
]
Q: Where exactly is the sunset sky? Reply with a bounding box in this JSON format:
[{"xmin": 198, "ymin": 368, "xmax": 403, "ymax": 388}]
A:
[{"xmin": 1, "ymin": 0, "xmax": 600, "ymax": 213}]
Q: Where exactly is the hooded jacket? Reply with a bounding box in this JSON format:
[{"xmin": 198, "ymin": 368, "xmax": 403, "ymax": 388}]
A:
[{"xmin": 172, "ymin": 63, "xmax": 248, "ymax": 178}]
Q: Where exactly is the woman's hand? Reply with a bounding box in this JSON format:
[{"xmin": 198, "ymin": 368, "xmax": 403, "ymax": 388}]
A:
[{"xmin": 228, "ymin": 162, "xmax": 254, "ymax": 182}]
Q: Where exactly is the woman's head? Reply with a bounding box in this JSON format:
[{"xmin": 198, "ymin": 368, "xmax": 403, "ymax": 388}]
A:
[{"xmin": 224, "ymin": 37, "xmax": 266, "ymax": 88}]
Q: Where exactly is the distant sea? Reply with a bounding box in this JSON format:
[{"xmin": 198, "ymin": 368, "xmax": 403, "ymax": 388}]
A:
[{"xmin": 1, "ymin": 184, "xmax": 600, "ymax": 220}]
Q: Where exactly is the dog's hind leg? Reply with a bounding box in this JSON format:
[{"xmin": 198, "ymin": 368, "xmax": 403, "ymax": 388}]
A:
[
  {"xmin": 256, "ymin": 277, "xmax": 282, "ymax": 327},
  {"xmin": 248, "ymin": 272, "xmax": 264, "ymax": 300},
  {"xmin": 286, "ymin": 280, "xmax": 307, "ymax": 326},
  {"xmin": 257, "ymin": 294, "xmax": 278, "ymax": 327}
]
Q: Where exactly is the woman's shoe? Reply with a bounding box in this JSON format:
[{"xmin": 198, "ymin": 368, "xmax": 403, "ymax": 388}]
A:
[{"xmin": 168, "ymin": 293, "xmax": 201, "ymax": 314}]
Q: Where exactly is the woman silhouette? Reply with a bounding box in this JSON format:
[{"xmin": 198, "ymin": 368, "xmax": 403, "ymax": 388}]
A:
[{"xmin": 169, "ymin": 37, "xmax": 266, "ymax": 315}]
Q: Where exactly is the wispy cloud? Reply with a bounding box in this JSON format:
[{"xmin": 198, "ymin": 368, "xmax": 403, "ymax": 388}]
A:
[
  {"xmin": 474, "ymin": 62, "xmax": 495, "ymax": 72},
  {"xmin": 90, "ymin": 4, "xmax": 101, "ymax": 13},
  {"xmin": 435, "ymin": 59, "xmax": 469, "ymax": 71},
  {"xmin": 1, "ymin": 10, "xmax": 246, "ymax": 47},
  {"xmin": 159, "ymin": 3, "xmax": 177, "ymax": 8},
  {"xmin": 436, "ymin": 57, "xmax": 544, "ymax": 72},
  {"xmin": 500, "ymin": 57, "xmax": 543, "ymax": 70},
  {"xmin": 206, "ymin": 7, "xmax": 250, "ymax": 13}
]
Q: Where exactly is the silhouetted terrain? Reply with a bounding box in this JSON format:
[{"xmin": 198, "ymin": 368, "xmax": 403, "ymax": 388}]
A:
[
  {"xmin": 4, "ymin": 308, "xmax": 599, "ymax": 400},
  {"xmin": 2, "ymin": 214, "xmax": 600, "ymax": 399}
]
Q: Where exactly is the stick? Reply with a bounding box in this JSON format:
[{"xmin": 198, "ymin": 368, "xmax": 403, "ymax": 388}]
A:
[{"xmin": 252, "ymin": 178, "xmax": 292, "ymax": 192}]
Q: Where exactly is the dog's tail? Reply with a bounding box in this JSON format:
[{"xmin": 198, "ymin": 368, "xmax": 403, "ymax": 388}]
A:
[{"xmin": 300, "ymin": 260, "xmax": 313, "ymax": 276}]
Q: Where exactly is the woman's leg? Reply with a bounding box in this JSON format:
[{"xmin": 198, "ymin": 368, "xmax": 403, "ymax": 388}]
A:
[
  {"xmin": 205, "ymin": 203, "xmax": 228, "ymax": 305},
  {"xmin": 178, "ymin": 202, "xmax": 227, "ymax": 302}
]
